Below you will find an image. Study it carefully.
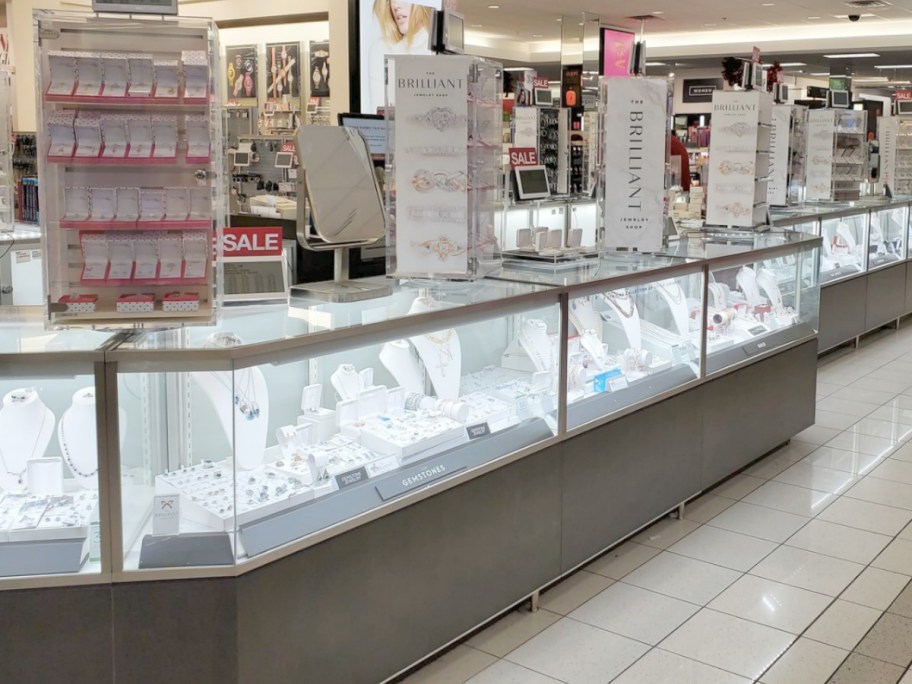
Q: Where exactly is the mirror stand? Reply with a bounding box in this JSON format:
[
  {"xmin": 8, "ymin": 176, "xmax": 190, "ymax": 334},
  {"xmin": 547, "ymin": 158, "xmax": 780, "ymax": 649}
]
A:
[{"xmin": 291, "ymin": 245, "xmax": 393, "ymax": 303}]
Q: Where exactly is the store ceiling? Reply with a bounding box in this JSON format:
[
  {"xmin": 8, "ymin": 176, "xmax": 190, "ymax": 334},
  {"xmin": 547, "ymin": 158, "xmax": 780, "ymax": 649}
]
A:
[{"xmin": 461, "ymin": 0, "xmax": 912, "ymax": 41}]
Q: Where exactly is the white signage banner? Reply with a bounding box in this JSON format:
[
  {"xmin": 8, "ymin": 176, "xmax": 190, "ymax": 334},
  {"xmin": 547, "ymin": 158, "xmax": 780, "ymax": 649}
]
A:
[
  {"xmin": 768, "ymin": 105, "xmax": 791, "ymax": 206},
  {"xmin": 513, "ymin": 106, "xmax": 538, "ymax": 148},
  {"xmin": 879, "ymin": 116, "xmax": 898, "ymax": 191},
  {"xmin": 602, "ymin": 77, "xmax": 668, "ymax": 252},
  {"xmin": 806, "ymin": 109, "xmax": 836, "ymax": 201},
  {"xmin": 392, "ymin": 55, "xmax": 470, "ymax": 276},
  {"xmin": 706, "ymin": 90, "xmax": 764, "ymax": 228}
]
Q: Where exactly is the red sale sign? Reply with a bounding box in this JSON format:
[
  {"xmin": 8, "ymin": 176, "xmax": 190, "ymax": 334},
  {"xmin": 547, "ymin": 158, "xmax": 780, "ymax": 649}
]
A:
[
  {"xmin": 509, "ymin": 147, "xmax": 539, "ymax": 168},
  {"xmin": 532, "ymin": 76, "xmax": 549, "ymax": 89},
  {"xmin": 896, "ymin": 90, "xmax": 912, "ymax": 101},
  {"xmin": 220, "ymin": 226, "xmax": 284, "ymax": 257}
]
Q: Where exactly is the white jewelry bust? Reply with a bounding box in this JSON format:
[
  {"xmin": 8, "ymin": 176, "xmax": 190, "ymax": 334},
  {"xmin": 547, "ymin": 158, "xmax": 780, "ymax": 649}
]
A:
[
  {"xmin": 379, "ymin": 340, "xmax": 425, "ymax": 394},
  {"xmin": 0, "ymin": 388, "xmax": 55, "ymax": 492},
  {"xmin": 408, "ymin": 296, "xmax": 462, "ymax": 400}
]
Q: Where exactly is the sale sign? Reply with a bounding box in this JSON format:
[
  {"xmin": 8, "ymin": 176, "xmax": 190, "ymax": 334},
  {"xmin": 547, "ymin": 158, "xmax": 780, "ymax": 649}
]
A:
[
  {"xmin": 509, "ymin": 147, "xmax": 539, "ymax": 168},
  {"xmin": 220, "ymin": 226, "xmax": 284, "ymax": 258}
]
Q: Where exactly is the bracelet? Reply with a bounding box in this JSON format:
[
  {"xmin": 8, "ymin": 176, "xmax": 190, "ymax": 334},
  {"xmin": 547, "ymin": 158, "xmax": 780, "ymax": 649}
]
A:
[
  {"xmin": 718, "ymin": 160, "xmax": 755, "ymax": 176},
  {"xmin": 411, "ymin": 106, "xmax": 466, "ymax": 132},
  {"xmin": 408, "ymin": 207, "xmax": 467, "ymax": 223},
  {"xmin": 405, "ymin": 392, "xmax": 425, "ymax": 411},
  {"xmin": 411, "ymin": 169, "xmax": 468, "ymax": 193},
  {"xmin": 411, "ymin": 235, "xmax": 467, "ymax": 261}
]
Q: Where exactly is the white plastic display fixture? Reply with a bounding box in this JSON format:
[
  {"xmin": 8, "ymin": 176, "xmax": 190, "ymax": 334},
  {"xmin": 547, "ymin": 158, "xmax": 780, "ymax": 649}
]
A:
[{"xmin": 35, "ymin": 10, "xmax": 224, "ymax": 328}]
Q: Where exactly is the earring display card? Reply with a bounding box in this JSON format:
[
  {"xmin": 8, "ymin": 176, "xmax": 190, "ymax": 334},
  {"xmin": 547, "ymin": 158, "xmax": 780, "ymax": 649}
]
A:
[{"xmin": 36, "ymin": 11, "xmax": 224, "ymax": 327}]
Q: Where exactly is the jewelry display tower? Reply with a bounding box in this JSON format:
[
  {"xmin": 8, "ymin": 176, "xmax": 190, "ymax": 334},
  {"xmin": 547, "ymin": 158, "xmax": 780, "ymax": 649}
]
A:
[
  {"xmin": 35, "ymin": 10, "xmax": 224, "ymax": 328},
  {"xmin": 879, "ymin": 114, "xmax": 912, "ymax": 196},
  {"xmin": 385, "ymin": 55, "xmax": 503, "ymax": 280},
  {"xmin": 768, "ymin": 103, "xmax": 808, "ymax": 206},
  {"xmin": 705, "ymin": 89, "xmax": 772, "ymax": 228},
  {"xmin": 806, "ymin": 108, "xmax": 867, "ymax": 202},
  {"xmin": 0, "ymin": 70, "xmax": 13, "ymax": 231}
]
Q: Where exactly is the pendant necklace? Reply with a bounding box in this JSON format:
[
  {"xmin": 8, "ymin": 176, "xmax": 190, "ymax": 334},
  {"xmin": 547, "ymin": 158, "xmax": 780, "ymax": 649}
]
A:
[
  {"xmin": 657, "ymin": 282, "xmax": 683, "ymax": 306},
  {"xmin": 424, "ymin": 330, "xmax": 455, "ymax": 377},
  {"xmin": 605, "ymin": 291, "xmax": 636, "ymax": 319},
  {"xmin": 59, "ymin": 412, "xmax": 99, "ymax": 479},
  {"xmin": 0, "ymin": 409, "xmax": 50, "ymax": 486}
]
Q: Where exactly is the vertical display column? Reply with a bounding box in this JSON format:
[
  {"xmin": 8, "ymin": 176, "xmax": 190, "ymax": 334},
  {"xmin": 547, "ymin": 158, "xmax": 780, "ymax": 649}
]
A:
[
  {"xmin": 386, "ymin": 55, "xmax": 502, "ymax": 279},
  {"xmin": 806, "ymin": 109, "xmax": 836, "ymax": 201},
  {"xmin": 705, "ymin": 89, "xmax": 771, "ymax": 228},
  {"xmin": 35, "ymin": 11, "xmax": 224, "ymax": 328},
  {"xmin": 0, "ymin": 71, "xmax": 11, "ymax": 231}
]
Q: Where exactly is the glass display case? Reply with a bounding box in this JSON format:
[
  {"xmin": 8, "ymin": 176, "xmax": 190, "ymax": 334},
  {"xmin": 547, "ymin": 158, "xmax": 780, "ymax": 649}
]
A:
[
  {"xmin": 0, "ymin": 312, "xmax": 114, "ymax": 578},
  {"xmin": 820, "ymin": 211, "xmax": 868, "ymax": 283},
  {"xmin": 34, "ymin": 10, "xmax": 224, "ymax": 328},
  {"xmin": 664, "ymin": 232, "xmax": 820, "ymax": 375},
  {"xmin": 111, "ymin": 281, "xmax": 561, "ymax": 570},
  {"xmin": 498, "ymin": 198, "xmax": 599, "ymax": 267},
  {"xmin": 869, "ymin": 203, "xmax": 908, "ymax": 269}
]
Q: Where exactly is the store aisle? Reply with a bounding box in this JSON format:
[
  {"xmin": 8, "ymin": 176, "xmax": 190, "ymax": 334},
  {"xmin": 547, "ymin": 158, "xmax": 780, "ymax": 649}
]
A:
[{"xmin": 401, "ymin": 327, "xmax": 912, "ymax": 684}]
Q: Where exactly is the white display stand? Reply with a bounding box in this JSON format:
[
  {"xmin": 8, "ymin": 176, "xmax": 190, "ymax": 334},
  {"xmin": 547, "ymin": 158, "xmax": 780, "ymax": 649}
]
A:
[
  {"xmin": 706, "ymin": 89, "xmax": 772, "ymax": 228},
  {"xmin": 0, "ymin": 389, "xmax": 55, "ymax": 492}
]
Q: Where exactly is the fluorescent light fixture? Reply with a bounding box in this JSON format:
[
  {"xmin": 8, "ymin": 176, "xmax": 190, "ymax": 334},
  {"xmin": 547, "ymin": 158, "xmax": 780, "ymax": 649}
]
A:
[
  {"xmin": 810, "ymin": 72, "xmax": 830, "ymax": 76},
  {"xmin": 762, "ymin": 62, "xmax": 806, "ymax": 68},
  {"xmin": 875, "ymin": 64, "xmax": 912, "ymax": 69},
  {"xmin": 824, "ymin": 53, "xmax": 880, "ymax": 58},
  {"xmin": 855, "ymin": 77, "xmax": 889, "ymax": 82},
  {"xmin": 645, "ymin": 61, "xmax": 666, "ymax": 66}
]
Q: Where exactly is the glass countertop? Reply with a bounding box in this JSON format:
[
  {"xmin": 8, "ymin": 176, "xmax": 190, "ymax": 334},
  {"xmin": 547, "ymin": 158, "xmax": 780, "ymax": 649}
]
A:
[
  {"xmin": 0, "ymin": 310, "xmax": 116, "ymax": 354},
  {"xmin": 662, "ymin": 230, "xmax": 820, "ymax": 261},
  {"xmin": 119, "ymin": 276, "xmax": 553, "ymax": 352},
  {"xmin": 491, "ymin": 252, "xmax": 698, "ymax": 288}
]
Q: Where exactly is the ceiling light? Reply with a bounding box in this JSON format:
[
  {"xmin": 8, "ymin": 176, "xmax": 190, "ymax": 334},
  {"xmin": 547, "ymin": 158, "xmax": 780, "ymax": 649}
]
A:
[
  {"xmin": 823, "ymin": 53, "xmax": 880, "ymax": 58},
  {"xmin": 856, "ymin": 76, "xmax": 889, "ymax": 82},
  {"xmin": 532, "ymin": 34, "xmax": 543, "ymax": 38},
  {"xmin": 651, "ymin": 11, "xmax": 664, "ymax": 15},
  {"xmin": 470, "ymin": 23, "xmax": 483, "ymax": 28},
  {"xmin": 761, "ymin": 62, "xmax": 806, "ymax": 68},
  {"xmin": 645, "ymin": 61, "xmax": 666, "ymax": 66},
  {"xmin": 487, "ymin": 4, "xmax": 500, "ymax": 8},
  {"xmin": 834, "ymin": 13, "xmax": 875, "ymax": 19},
  {"xmin": 807, "ymin": 16, "xmax": 821, "ymax": 19},
  {"xmin": 704, "ymin": 23, "xmax": 717, "ymax": 27},
  {"xmin": 762, "ymin": 2, "xmax": 775, "ymax": 5},
  {"xmin": 875, "ymin": 64, "xmax": 912, "ymax": 69},
  {"xmin": 810, "ymin": 72, "xmax": 830, "ymax": 76}
]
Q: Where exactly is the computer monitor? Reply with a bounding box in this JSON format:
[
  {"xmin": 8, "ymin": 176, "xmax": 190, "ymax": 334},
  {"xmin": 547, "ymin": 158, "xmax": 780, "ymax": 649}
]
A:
[
  {"xmin": 514, "ymin": 166, "xmax": 551, "ymax": 200},
  {"xmin": 231, "ymin": 150, "xmax": 250, "ymax": 167},
  {"xmin": 429, "ymin": 10, "xmax": 465, "ymax": 54},
  {"xmin": 829, "ymin": 90, "xmax": 851, "ymax": 109},
  {"xmin": 337, "ymin": 113, "xmax": 387, "ymax": 162},
  {"xmin": 897, "ymin": 100, "xmax": 912, "ymax": 115},
  {"xmin": 274, "ymin": 152, "xmax": 294, "ymax": 169},
  {"xmin": 534, "ymin": 88, "xmax": 553, "ymax": 106}
]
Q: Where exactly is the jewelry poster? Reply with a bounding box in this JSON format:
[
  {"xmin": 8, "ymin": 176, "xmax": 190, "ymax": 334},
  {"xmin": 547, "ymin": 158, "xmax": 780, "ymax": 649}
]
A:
[
  {"xmin": 308, "ymin": 40, "xmax": 329, "ymax": 98},
  {"xmin": 226, "ymin": 44, "xmax": 257, "ymax": 101},
  {"xmin": 705, "ymin": 89, "xmax": 767, "ymax": 228},
  {"xmin": 806, "ymin": 109, "xmax": 836, "ymax": 201},
  {"xmin": 390, "ymin": 55, "xmax": 470, "ymax": 277},
  {"xmin": 601, "ymin": 77, "xmax": 668, "ymax": 251},
  {"xmin": 266, "ymin": 42, "xmax": 300, "ymax": 101},
  {"xmin": 767, "ymin": 105, "xmax": 791, "ymax": 206}
]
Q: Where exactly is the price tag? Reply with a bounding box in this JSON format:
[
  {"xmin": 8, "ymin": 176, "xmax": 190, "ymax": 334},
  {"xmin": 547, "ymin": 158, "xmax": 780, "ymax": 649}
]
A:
[
  {"xmin": 608, "ymin": 376, "xmax": 629, "ymax": 392},
  {"xmin": 335, "ymin": 467, "xmax": 369, "ymax": 489},
  {"xmin": 466, "ymin": 423, "xmax": 491, "ymax": 440}
]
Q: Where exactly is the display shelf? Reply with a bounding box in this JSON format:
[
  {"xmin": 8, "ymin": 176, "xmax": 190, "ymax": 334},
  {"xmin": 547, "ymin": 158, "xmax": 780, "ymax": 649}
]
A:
[
  {"xmin": 60, "ymin": 219, "xmax": 211, "ymax": 231},
  {"xmin": 44, "ymin": 90, "xmax": 209, "ymax": 107},
  {"xmin": 35, "ymin": 10, "xmax": 224, "ymax": 329}
]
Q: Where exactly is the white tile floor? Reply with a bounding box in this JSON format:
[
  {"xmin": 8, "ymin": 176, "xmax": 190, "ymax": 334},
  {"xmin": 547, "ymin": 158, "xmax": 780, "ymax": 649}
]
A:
[{"xmin": 403, "ymin": 327, "xmax": 912, "ymax": 684}]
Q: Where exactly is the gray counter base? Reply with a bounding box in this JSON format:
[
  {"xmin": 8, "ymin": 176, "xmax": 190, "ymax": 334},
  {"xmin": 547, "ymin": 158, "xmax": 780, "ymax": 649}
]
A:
[
  {"xmin": 819, "ymin": 263, "xmax": 909, "ymax": 353},
  {"xmin": 0, "ymin": 342, "xmax": 817, "ymax": 684}
]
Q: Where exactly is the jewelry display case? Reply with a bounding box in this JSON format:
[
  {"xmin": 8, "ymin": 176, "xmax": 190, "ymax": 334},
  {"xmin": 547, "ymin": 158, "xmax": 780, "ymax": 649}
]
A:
[
  {"xmin": 498, "ymin": 198, "xmax": 599, "ymax": 267},
  {"xmin": 34, "ymin": 10, "xmax": 225, "ymax": 328},
  {"xmin": 869, "ymin": 203, "xmax": 908, "ymax": 269},
  {"xmin": 878, "ymin": 114, "xmax": 912, "ymax": 196},
  {"xmin": 665, "ymin": 231, "xmax": 820, "ymax": 375},
  {"xmin": 0, "ymin": 313, "xmax": 114, "ymax": 578},
  {"xmin": 110, "ymin": 280, "xmax": 561, "ymax": 570},
  {"xmin": 820, "ymin": 211, "xmax": 868, "ymax": 283}
]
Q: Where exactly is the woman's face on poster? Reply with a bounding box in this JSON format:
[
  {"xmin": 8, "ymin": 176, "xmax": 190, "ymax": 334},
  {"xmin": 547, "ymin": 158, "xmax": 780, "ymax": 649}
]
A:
[{"xmin": 389, "ymin": 1, "xmax": 413, "ymax": 36}]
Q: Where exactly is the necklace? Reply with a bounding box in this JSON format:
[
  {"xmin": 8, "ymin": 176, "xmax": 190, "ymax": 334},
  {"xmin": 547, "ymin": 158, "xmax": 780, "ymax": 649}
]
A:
[
  {"xmin": 0, "ymin": 408, "xmax": 50, "ymax": 486},
  {"xmin": 605, "ymin": 291, "xmax": 636, "ymax": 319},
  {"xmin": 59, "ymin": 412, "xmax": 99, "ymax": 479},
  {"xmin": 423, "ymin": 329, "xmax": 456, "ymax": 377},
  {"xmin": 212, "ymin": 370, "xmax": 261, "ymax": 421},
  {"xmin": 656, "ymin": 281, "xmax": 683, "ymax": 306}
]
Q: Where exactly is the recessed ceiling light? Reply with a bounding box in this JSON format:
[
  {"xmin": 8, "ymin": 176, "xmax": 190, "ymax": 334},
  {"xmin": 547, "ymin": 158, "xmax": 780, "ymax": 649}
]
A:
[
  {"xmin": 651, "ymin": 10, "xmax": 664, "ymax": 14},
  {"xmin": 810, "ymin": 72, "xmax": 830, "ymax": 76},
  {"xmin": 487, "ymin": 4, "xmax": 500, "ymax": 8},
  {"xmin": 807, "ymin": 16, "xmax": 821, "ymax": 19},
  {"xmin": 875, "ymin": 64, "xmax": 912, "ymax": 69},
  {"xmin": 762, "ymin": 2, "xmax": 774, "ymax": 5},
  {"xmin": 823, "ymin": 53, "xmax": 880, "ymax": 58},
  {"xmin": 645, "ymin": 61, "xmax": 667, "ymax": 66},
  {"xmin": 761, "ymin": 62, "xmax": 806, "ymax": 68},
  {"xmin": 470, "ymin": 23, "xmax": 483, "ymax": 28},
  {"xmin": 704, "ymin": 23, "xmax": 717, "ymax": 26},
  {"xmin": 532, "ymin": 34, "xmax": 543, "ymax": 38},
  {"xmin": 856, "ymin": 76, "xmax": 889, "ymax": 82}
]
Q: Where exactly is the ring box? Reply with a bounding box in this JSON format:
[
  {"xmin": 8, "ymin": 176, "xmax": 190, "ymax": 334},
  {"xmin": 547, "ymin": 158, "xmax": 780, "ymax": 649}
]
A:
[
  {"xmin": 162, "ymin": 292, "xmax": 200, "ymax": 312},
  {"xmin": 116, "ymin": 293, "xmax": 155, "ymax": 314},
  {"xmin": 59, "ymin": 293, "xmax": 98, "ymax": 314}
]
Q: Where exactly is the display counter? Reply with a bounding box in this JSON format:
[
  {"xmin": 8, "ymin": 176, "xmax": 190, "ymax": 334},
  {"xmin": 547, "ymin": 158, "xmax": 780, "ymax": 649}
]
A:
[
  {"xmin": 0, "ymin": 231, "xmax": 820, "ymax": 683},
  {"xmin": 771, "ymin": 197, "xmax": 912, "ymax": 350}
]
